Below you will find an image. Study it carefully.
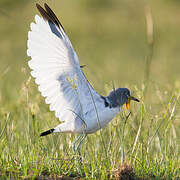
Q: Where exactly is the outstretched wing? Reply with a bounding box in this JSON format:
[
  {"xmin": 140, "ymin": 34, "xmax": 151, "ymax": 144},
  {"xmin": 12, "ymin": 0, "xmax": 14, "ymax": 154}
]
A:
[{"xmin": 27, "ymin": 3, "xmax": 102, "ymax": 129}]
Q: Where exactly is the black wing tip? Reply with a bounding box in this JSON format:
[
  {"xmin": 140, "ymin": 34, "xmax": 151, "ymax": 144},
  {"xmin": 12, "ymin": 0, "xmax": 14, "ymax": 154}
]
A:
[
  {"xmin": 36, "ymin": 3, "xmax": 44, "ymax": 14},
  {"xmin": 36, "ymin": 3, "xmax": 51, "ymax": 22},
  {"xmin": 40, "ymin": 128, "xmax": 55, "ymax": 136},
  {"xmin": 36, "ymin": 3, "xmax": 48, "ymax": 9},
  {"xmin": 35, "ymin": 3, "xmax": 65, "ymax": 32},
  {"xmin": 44, "ymin": 3, "xmax": 50, "ymax": 11},
  {"xmin": 36, "ymin": 3, "xmax": 40, "ymax": 8}
]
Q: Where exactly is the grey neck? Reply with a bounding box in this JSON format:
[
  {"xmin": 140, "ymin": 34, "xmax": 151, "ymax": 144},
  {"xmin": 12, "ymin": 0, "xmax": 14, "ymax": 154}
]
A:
[
  {"xmin": 106, "ymin": 88, "xmax": 129, "ymax": 108},
  {"xmin": 106, "ymin": 94, "xmax": 120, "ymax": 108},
  {"xmin": 101, "ymin": 88, "xmax": 130, "ymax": 108}
]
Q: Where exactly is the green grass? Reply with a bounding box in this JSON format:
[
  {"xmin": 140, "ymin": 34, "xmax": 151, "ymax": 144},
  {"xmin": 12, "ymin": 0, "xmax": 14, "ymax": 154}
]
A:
[{"xmin": 0, "ymin": 0, "xmax": 180, "ymax": 179}]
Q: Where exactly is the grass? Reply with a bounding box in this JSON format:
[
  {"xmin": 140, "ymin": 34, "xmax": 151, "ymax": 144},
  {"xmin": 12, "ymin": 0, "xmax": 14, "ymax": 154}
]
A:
[
  {"xmin": 0, "ymin": 81, "xmax": 179, "ymax": 179},
  {"xmin": 0, "ymin": 0, "xmax": 180, "ymax": 179}
]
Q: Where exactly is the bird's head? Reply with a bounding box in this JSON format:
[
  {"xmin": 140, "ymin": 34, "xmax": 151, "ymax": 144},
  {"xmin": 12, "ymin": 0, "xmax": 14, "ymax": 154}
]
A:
[{"xmin": 108, "ymin": 88, "xmax": 139, "ymax": 109}]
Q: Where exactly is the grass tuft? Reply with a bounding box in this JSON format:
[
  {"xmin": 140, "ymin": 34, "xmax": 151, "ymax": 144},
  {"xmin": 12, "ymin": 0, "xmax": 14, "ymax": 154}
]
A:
[{"xmin": 113, "ymin": 163, "xmax": 136, "ymax": 180}]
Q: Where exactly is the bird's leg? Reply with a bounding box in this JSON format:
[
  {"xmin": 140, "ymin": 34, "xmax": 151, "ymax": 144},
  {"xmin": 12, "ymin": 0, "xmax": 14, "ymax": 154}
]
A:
[
  {"xmin": 77, "ymin": 133, "xmax": 87, "ymax": 163},
  {"xmin": 70, "ymin": 109, "xmax": 87, "ymax": 156},
  {"xmin": 74, "ymin": 116, "xmax": 87, "ymax": 160},
  {"xmin": 72, "ymin": 133, "xmax": 87, "ymax": 166},
  {"xmin": 72, "ymin": 133, "xmax": 83, "ymax": 154},
  {"xmin": 72, "ymin": 120, "xmax": 87, "ymax": 164}
]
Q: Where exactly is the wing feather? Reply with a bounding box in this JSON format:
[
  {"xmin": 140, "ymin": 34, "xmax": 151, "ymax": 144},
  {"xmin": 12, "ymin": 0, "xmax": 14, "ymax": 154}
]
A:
[{"xmin": 27, "ymin": 3, "xmax": 103, "ymax": 130}]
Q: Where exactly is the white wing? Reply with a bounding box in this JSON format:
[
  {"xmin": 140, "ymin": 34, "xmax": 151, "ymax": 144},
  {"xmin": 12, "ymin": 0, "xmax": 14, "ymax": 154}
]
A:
[{"xmin": 27, "ymin": 3, "xmax": 103, "ymax": 131}]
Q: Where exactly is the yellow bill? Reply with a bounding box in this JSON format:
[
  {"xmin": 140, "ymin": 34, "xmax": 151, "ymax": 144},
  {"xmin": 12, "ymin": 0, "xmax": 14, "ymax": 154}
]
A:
[
  {"xmin": 125, "ymin": 98, "xmax": 130, "ymax": 110},
  {"xmin": 125, "ymin": 96, "xmax": 139, "ymax": 110}
]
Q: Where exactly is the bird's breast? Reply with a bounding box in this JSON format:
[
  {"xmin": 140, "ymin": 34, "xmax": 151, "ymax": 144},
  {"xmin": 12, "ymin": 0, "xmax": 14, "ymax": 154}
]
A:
[{"xmin": 84, "ymin": 105, "xmax": 121, "ymax": 134}]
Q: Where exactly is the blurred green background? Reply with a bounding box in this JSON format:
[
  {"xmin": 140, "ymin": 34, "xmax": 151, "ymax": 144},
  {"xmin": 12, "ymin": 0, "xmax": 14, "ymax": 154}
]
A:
[
  {"xmin": 0, "ymin": 1, "xmax": 179, "ymax": 178},
  {"xmin": 0, "ymin": 0, "xmax": 180, "ymax": 104}
]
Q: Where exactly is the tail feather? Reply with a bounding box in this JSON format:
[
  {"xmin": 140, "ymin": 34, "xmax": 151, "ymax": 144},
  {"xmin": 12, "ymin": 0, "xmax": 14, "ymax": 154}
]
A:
[
  {"xmin": 40, "ymin": 128, "xmax": 55, "ymax": 136},
  {"xmin": 40, "ymin": 123, "xmax": 71, "ymax": 136}
]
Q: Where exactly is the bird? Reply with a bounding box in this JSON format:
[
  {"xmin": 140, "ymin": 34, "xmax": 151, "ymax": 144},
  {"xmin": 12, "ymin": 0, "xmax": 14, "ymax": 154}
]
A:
[{"xmin": 27, "ymin": 3, "xmax": 139, "ymax": 157}]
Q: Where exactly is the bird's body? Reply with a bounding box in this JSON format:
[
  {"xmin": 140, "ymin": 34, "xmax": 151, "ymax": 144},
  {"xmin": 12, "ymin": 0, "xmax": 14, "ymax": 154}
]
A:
[
  {"xmin": 84, "ymin": 103, "xmax": 120, "ymax": 134},
  {"xmin": 55, "ymin": 98, "xmax": 120, "ymax": 134},
  {"xmin": 27, "ymin": 3, "xmax": 139, "ymax": 156}
]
